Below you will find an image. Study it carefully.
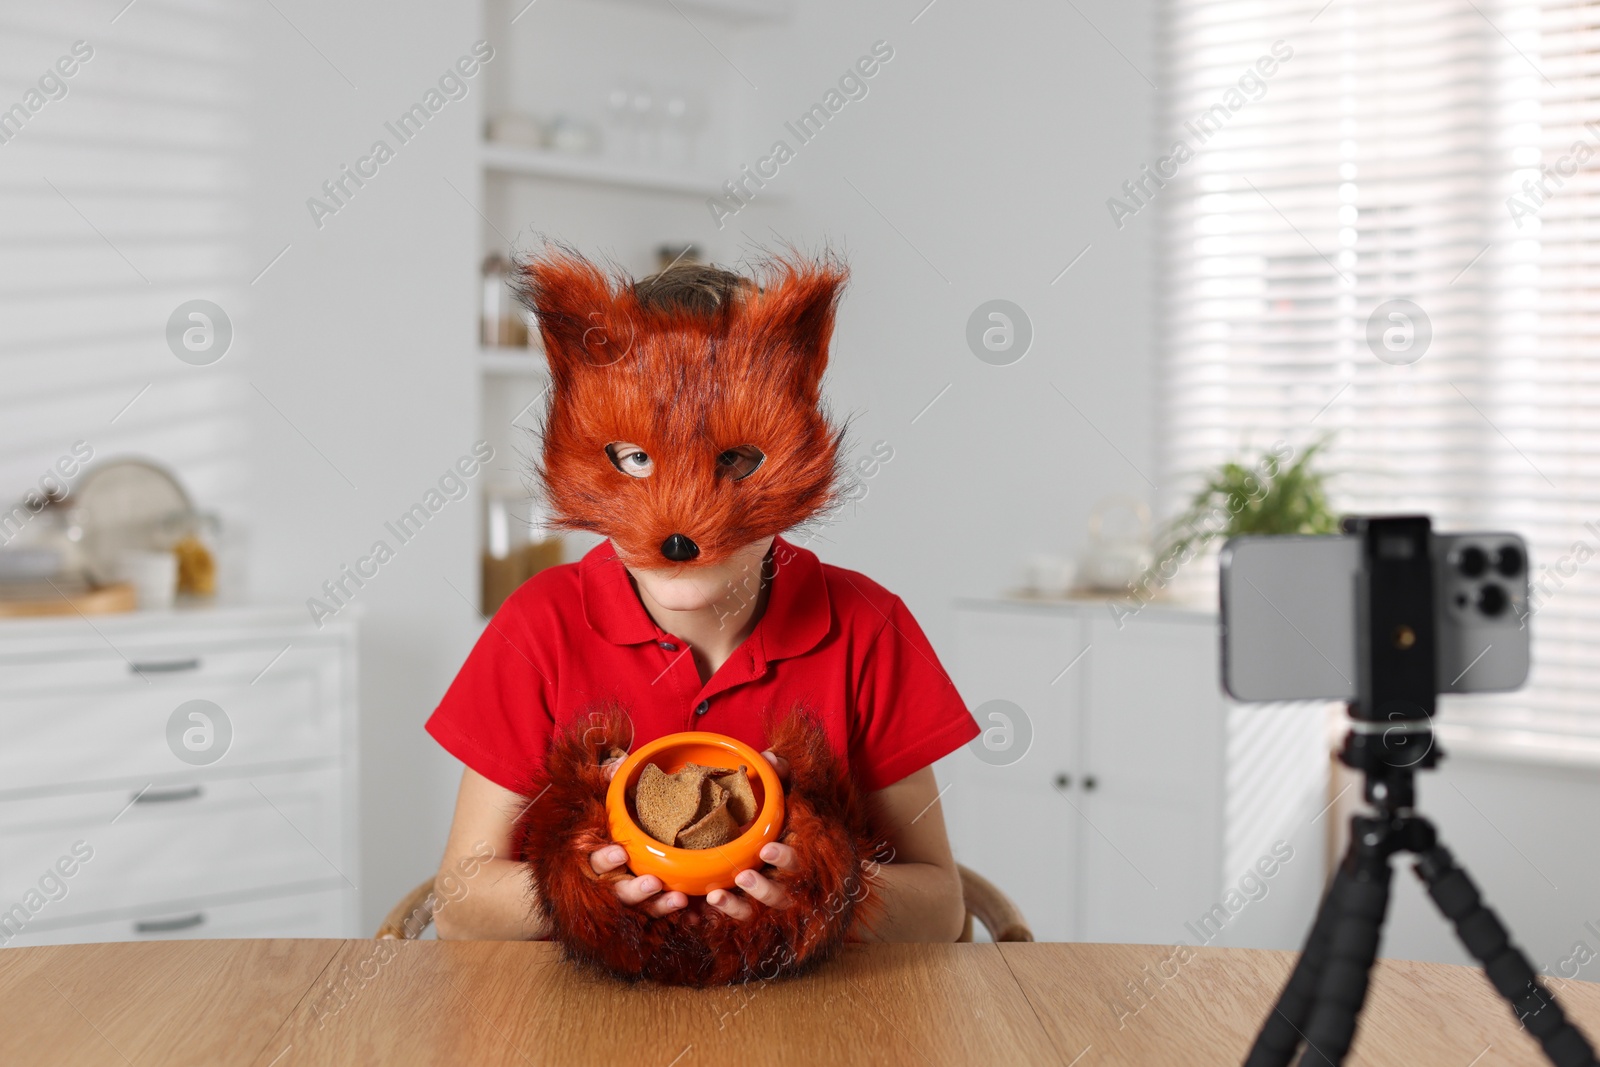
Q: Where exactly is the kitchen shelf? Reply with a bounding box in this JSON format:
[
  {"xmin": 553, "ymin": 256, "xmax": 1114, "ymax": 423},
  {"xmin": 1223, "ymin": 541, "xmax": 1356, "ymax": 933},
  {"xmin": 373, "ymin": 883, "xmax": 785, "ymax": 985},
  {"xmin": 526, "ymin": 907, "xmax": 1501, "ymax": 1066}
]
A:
[
  {"xmin": 606, "ymin": 0, "xmax": 792, "ymax": 24},
  {"xmin": 480, "ymin": 142, "xmax": 729, "ymax": 198},
  {"xmin": 480, "ymin": 347, "xmax": 548, "ymax": 375}
]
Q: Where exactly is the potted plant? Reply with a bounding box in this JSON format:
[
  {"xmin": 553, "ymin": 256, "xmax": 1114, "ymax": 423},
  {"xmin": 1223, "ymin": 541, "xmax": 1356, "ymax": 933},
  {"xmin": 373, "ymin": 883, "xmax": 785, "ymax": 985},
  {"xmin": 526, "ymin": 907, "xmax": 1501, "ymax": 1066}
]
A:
[{"xmin": 1150, "ymin": 436, "xmax": 1339, "ymax": 582}]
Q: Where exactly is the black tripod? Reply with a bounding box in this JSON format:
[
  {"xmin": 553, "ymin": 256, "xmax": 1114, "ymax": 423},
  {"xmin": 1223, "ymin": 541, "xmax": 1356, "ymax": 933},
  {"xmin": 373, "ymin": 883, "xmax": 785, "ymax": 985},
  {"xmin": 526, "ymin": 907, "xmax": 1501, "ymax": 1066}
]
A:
[{"xmin": 1243, "ymin": 517, "xmax": 1599, "ymax": 1067}]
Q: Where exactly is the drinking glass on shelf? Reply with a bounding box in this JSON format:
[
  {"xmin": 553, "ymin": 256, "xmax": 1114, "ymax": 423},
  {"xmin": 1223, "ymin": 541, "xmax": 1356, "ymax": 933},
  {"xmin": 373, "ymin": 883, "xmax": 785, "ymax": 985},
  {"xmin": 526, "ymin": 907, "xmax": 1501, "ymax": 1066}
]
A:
[
  {"xmin": 659, "ymin": 92, "xmax": 684, "ymax": 166},
  {"xmin": 480, "ymin": 255, "xmax": 527, "ymax": 348},
  {"xmin": 605, "ymin": 81, "xmax": 657, "ymax": 162},
  {"xmin": 660, "ymin": 89, "xmax": 704, "ymax": 168},
  {"xmin": 629, "ymin": 83, "xmax": 657, "ymax": 162},
  {"xmin": 547, "ymin": 114, "xmax": 599, "ymax": 155},
  {"xmin": 482, "ymin": 490, "xmax": 562, "ymax": 615},
  {"xmin": 605, "ymin": 84, "xmax": 632, "ymax": 161}
]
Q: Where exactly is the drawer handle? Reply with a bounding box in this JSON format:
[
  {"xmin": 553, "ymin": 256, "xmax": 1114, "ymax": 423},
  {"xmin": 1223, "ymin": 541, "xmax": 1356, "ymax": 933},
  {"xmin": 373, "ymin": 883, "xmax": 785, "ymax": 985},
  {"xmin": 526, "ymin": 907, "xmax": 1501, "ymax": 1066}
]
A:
[
  {"xmin": 130, "ymin": 658, "xmax": 201, "ymax": 675},
  {"xmin": 134, "ymin": 785, "xmax": 203, "ymax": 804},
  {"xmin": 134, "ymin": 912, "xmax": 205, "ymax": 934}
]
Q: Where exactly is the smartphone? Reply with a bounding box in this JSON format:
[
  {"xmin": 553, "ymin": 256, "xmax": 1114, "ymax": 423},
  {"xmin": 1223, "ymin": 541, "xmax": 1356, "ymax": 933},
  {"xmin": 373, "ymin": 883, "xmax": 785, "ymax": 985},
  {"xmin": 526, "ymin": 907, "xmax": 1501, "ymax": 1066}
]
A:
[{"xmin": 1219, "ymin": 532, "xmax": 1531, "ymax": 702}]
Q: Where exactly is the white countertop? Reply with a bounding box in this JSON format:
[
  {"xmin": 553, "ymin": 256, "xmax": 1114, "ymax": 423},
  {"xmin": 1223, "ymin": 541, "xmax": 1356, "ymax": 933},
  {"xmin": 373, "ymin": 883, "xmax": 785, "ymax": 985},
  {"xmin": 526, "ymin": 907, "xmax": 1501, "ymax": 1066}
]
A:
[
  {"xmin": 0, "ymin": 600, "xmax": 356, "ymax": 659},
  {"xmin": 957, "ymin": 592, "xmax": 1600, "ymax": 770},
  {"xmin": 956, "ymin": 590, "xmax": 1218, "ymax": 623}
]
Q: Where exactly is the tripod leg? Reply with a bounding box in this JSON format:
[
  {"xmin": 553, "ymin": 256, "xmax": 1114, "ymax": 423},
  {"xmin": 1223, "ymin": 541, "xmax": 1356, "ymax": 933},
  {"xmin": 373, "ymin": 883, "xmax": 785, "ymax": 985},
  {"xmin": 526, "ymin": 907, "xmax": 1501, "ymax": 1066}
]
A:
[
  {"xmin": 1415, "ymin": 843, "xmax": 1599, "ymax": 1067},
  {"xmin": 1244, "ymin": 866, "xmax": 1352, "ymax": 1067},
  {"xmin": 1295, "ymin": 822, "xmax": 1394, "ymax": 1067}
]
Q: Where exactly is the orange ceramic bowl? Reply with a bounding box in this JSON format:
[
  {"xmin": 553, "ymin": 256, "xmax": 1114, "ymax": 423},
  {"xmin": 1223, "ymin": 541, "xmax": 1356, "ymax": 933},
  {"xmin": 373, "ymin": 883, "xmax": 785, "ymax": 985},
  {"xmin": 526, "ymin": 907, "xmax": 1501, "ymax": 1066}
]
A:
[{"xmin": 604, "ymin": 731, "xmax": 785, "ymax": 896}]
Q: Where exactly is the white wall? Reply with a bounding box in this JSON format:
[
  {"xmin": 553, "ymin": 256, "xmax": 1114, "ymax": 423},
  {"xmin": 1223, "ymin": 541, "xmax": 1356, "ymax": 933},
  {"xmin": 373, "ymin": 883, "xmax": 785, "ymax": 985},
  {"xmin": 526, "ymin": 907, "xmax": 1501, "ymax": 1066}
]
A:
[
  {"xmin": 241, "ymin": 0, "xmax": 481, "ymax": 928},
  {"xmin": 726, "ymin": 0, "xmax": 1160, "ymax": 650}
]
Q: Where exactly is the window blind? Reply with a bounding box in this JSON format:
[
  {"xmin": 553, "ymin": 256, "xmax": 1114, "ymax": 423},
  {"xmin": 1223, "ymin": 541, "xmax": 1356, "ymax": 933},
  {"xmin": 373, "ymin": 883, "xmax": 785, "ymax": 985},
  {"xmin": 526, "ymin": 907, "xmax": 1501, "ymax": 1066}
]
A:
[
  {"xmin": 0, "ymin": 2, "xmax": 251, "ymax": 543},
  {"xmin": 1158, "ymin": 0, "xmax": 1600, "ymax": 734}
]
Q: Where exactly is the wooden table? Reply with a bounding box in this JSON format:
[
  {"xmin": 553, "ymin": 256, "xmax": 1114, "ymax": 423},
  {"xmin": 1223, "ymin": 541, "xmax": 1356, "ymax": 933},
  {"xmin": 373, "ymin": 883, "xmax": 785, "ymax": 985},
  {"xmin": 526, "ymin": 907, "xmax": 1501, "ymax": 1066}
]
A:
[{"xmin": 2, "ymin": 939, "xmax": 1595, "ymax": 1066}]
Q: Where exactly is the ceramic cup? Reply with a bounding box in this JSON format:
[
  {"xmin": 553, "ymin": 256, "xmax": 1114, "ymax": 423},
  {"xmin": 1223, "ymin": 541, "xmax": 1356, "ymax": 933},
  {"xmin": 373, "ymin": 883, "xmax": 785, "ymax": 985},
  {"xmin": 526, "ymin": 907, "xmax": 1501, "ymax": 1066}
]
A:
[{"xmin": 119, "ymin": 550, "xmax": 178, "ymax": 610}]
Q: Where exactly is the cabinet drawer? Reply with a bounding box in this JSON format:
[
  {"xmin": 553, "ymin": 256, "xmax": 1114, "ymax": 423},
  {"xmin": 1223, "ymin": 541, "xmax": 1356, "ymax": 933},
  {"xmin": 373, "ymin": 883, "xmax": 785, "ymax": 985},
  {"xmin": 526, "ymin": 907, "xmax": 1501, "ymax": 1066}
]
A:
[
  {"xmin": 0, "ymin": 887, "xmax": 351, "ymax": 947},
  {"xmin": 0, "ymin": 769, "xmax": 346, "ymax": 925},
  {"xmin": 0, "ymin": 642, "xmax": 288, "ymax": 693},
  {"xmin": 0, "ymin": 644, "xmax": 343, "ymax": 794}
]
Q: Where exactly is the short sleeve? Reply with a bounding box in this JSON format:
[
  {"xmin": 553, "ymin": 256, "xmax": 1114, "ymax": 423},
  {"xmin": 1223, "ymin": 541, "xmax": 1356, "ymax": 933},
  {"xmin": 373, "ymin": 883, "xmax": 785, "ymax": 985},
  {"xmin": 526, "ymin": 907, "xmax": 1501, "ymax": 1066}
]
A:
[
  {"xmin": 849, "ymin": 596, "xmax": 979, "ymax": 792},
  {"xmin": 425, "ymin": 592, "xmax": 556, "ymax": 794}
]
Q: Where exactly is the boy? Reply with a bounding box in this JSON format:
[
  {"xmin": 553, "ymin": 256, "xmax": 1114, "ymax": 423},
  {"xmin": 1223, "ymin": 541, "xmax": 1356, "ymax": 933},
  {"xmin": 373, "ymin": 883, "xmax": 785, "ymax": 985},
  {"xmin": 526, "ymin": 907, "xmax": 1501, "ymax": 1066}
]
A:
[{"xmin": 426, "ymin": 252, "xmax": 979, "ymax": 945}]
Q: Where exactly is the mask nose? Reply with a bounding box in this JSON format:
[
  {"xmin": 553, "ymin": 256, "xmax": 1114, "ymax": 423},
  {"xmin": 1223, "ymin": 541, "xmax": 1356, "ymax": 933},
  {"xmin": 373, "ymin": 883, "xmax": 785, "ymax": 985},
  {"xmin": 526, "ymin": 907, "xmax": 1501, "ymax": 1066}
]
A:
[{"xmin": 660, "ymin": 533, "xmax": 699, "ymax": 562}]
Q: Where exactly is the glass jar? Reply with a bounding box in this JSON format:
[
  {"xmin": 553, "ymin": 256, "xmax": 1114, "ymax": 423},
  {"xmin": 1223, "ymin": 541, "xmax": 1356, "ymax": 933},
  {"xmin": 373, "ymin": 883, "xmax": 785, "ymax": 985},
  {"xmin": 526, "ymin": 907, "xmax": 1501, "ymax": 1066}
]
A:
[{"xmin": 481, "ymin": 255, "xmax": 529, "ymax": 348}]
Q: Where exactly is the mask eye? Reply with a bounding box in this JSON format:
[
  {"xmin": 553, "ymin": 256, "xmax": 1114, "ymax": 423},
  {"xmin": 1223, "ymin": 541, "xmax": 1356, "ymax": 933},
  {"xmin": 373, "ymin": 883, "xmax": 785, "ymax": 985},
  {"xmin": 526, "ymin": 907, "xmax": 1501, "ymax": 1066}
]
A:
[
  {"xmin": 716, "ymin": 444, "xmax": 765, "ymax": 481},
  {"xmin": 605, "ymin": 443, "xmax": 653, "ymax": 478}
]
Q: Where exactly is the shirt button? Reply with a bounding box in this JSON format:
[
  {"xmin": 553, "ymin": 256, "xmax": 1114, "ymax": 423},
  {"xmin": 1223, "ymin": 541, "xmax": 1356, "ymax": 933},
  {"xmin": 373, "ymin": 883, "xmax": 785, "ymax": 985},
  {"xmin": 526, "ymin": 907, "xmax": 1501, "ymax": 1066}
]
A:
[
  {"xmin": 658, "ymin": 640, "xmax": 677, "ymax": 651},
  {"xmin": 694, "ymin": 700, "xmax": 709, "ymax": 716}
]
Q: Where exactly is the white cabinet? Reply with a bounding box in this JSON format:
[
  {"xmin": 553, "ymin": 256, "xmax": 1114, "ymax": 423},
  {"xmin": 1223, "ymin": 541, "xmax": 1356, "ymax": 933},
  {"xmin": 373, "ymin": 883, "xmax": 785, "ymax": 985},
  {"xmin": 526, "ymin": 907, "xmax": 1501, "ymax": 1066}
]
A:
[
  {"xmin": 0, "ymin": 606, "xmax": 359, "ymax": 946},
  {"xmin": 943, "ymin": 611, "xmax": 1082, "ymax": 939},
  {"xmin": 0, "ymin": 888, "xmax": 350, "ymax": 948},
  {"xmin": 941, "ymin": 598, "xmax": 1328, "ymax": 948}
]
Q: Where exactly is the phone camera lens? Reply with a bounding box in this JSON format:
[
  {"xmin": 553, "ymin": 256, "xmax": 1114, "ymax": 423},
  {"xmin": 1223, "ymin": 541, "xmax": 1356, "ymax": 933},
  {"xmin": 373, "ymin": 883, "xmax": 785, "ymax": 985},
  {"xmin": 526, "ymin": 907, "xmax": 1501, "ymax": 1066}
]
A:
[
  {"xmin": 1478, "ymin": 583, "xmax": 1508, "ymax": 617},
  {"xmin": 1458, "ymin": 546, "xmax": 1489, "ymax": 577},
  {"xmin": 1495, "ymin": 544, "xmax": 1524, "ymax": 577}
]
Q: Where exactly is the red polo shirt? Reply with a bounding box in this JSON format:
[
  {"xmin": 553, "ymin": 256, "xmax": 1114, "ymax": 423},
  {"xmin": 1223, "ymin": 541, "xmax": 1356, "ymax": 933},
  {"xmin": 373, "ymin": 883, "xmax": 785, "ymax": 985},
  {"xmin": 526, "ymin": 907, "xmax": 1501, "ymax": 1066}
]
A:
[{"xmin": 426, "ymin": 535, "xmax": 978, "ymax": 796}]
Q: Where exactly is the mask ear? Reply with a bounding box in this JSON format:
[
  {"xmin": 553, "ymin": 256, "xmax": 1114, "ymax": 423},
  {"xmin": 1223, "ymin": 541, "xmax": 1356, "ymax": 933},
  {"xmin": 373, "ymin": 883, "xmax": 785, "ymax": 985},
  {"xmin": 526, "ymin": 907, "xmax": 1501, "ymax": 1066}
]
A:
[
  {"xmin": 746, "ymin": 258, "xmax": 847, "ymax": 400},
  {"xmin": 513, "ymin": 248, "xmax": 638, "ymax": 376}
]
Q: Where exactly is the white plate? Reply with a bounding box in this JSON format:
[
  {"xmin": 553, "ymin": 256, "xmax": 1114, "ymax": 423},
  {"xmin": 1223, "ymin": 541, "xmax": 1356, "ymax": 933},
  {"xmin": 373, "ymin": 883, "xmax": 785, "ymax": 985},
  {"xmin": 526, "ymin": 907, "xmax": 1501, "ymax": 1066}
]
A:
[{"xmin": 71, "ymin": 459, "xmax": 191, "ymax": 585}]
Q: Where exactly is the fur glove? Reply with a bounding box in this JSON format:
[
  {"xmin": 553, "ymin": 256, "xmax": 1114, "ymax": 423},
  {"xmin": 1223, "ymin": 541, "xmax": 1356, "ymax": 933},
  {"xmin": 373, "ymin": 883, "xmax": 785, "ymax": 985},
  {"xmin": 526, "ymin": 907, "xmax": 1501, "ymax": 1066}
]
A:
[{"xmin": 514, "ymin": 705, "xmax": 884, "ymax": 986}]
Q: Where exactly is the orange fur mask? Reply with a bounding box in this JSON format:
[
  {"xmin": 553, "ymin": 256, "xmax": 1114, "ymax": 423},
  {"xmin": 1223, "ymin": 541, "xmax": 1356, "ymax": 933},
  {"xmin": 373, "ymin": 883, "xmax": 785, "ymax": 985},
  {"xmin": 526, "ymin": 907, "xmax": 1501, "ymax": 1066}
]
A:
[{"xmin": 514, "ymin": 248, "xmax": 848, "ymax": 569}]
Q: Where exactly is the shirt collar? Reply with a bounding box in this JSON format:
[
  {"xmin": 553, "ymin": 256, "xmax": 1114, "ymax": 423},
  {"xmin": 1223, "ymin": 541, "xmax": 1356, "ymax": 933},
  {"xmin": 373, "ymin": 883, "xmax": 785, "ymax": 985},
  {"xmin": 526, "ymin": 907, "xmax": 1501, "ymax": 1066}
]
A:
[{"xmin": 579, "ymin": 534, "xmax": 831, "ymax": 662}]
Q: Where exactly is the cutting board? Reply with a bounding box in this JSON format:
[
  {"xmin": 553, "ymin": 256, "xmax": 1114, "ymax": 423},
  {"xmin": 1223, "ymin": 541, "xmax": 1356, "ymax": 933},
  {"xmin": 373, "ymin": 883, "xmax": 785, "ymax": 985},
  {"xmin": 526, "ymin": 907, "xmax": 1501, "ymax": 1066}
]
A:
[{"xmin": 0, "ymin": 580, "xmax": 138, "ymax": 617}]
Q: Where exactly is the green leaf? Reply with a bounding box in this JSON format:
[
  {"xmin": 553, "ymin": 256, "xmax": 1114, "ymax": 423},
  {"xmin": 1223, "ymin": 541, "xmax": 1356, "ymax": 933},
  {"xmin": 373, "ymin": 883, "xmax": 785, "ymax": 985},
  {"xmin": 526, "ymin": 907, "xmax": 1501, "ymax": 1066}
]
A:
[{"xmin": 1151, "ymin": 435, "xmax": 1339, "ymax": 577}]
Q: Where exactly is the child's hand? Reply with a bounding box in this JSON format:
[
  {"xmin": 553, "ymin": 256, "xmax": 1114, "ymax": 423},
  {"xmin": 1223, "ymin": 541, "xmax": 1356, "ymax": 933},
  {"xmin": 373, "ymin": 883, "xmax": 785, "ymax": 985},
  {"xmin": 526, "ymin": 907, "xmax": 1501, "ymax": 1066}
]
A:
[
  {"xmin": 596, "ymin": 750, "xmax": 689, "ymax": 916},
  {"xmin": 588, "ymin": 843, "xmax": 689, "ymax": 917},
  {"xmin": 759, "ymin": 748, "xmax": 790, "ymax": 788},
  {"xmin": 705, "ymin": 749, "xmax": 794, "ymax": 920},
  {"xmin": 704, "ymin": 841, "xmax": 798, "ymax": 919}
]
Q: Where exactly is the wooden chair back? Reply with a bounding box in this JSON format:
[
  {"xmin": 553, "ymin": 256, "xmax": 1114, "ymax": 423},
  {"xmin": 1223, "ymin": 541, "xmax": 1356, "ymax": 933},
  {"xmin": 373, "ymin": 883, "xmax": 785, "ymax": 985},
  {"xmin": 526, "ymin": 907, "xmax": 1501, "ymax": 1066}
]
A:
[{"xmin": 377, "ymin": 864, "xmax": 1034, "ymax": 943}]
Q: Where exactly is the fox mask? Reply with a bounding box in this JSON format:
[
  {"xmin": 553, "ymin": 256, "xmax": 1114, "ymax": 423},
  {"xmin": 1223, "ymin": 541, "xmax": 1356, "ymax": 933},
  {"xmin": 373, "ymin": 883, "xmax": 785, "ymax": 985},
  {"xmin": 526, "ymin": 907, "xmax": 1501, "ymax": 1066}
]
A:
[{"xmin": 515, "ymin": 249, "xmax": 848, "ymax": 569}]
